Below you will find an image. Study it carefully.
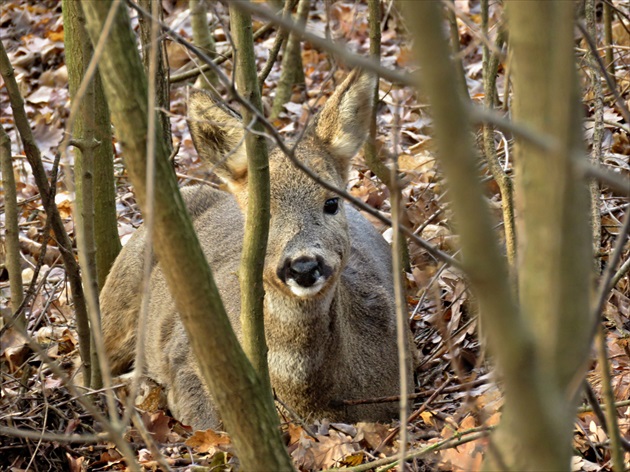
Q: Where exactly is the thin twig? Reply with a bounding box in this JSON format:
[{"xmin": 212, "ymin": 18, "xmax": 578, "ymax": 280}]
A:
[
  {"xmin": 0, "ymin": 426, "xmax": 104, "ymax": 443},
  {"xmin": 131, "ymin": 410, "xmax": 173, "ymax": 471},
  {"xmin": 216, "ymin": 0, "xmax": 415, "ymax": 86},
  {"xmin": 323, "ymin": 427, "xmax": 491, "ymax": 472},
  {"xmin": 374, "ymin": 377, "xmax": 452, "ymax": 455},
  {"xmin": 0, "ymin": 37, "xmax": 91, "ymax": 393},
  {"xmin": 584, "ymin": 381, "xmax": 630, "ymax": 451},
  {"xmin": 595, "ymin": 323, "xmax": 625, "ymax": 470},
  {"xmin": 578, "ymin": 160, "xmax": 630, "ymax": 197},
  {"xmin": 258, "ymin": 0, "xmax": 295, "ymax": 88},
  {"xmin": 339, "ymin": 378, "xmax": 488, "ymax": 406},
  {"xmin": 589, "ymin": 205, "xmax": 630, "ymax": 343},
  {"xmin": 170, "ymin": 22, "xmax": 275, "ymax": 84},
  {"xmin": 0, "ymin": 312, "xmax": 140, "ymax": 470},
  {"xmin": 578, "ymin": 22, "xmax": 630, "ymax": 127},
  {"xmin": 610, "ymin": 257, "xmax": 630, "ymax": 289}
]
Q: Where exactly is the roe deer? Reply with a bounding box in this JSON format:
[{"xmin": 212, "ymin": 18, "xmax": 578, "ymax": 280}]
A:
[{"xmin": 100, "ymin": 70, "xmax": 414, "ymax": 430}]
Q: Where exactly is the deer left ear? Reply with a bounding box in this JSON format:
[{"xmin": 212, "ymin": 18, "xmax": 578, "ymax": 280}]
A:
[{"xmin": 310, "ymin": 70, "xmax": 376, "ymax": 170}]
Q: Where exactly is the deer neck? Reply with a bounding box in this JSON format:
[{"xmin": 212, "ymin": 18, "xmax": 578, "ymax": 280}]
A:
[{"xmin": 264, "ymin": 286, "xmax": 342, "ymax": 386}]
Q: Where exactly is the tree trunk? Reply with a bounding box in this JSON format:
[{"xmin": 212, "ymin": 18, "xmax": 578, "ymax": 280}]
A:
[
  {"xmin": 80, "ymin": 3, "xmax": 293, "ymax": 470},
  {"xmin": 480, "ymin": 1, "xmax": 515, "ymax": 267},
  {"xmin": 138, "ymin": 0, "xmax": 173, "ymax": 155},
  {"xmin": 505, "ymin": 3, "xmax": 592, "ymax": 468},
  {"xmin": 63, "ymin": 0, "xmax": 122, "ymax": 389},
  {"xmin": 229, "ymin": 3, "xmax": 274, "ymax": 397},
  {"xmin": 190, "ymin": 0, "xmax": 217, "ymax": 89},
  {"xmin": 270, "ymin": 0, "xmax": 309, "ymax": 120},
  {"xmin": 402, "ymin": 1, "xmax": 592, "ymax": 469},
  {"xmin": 0, "ymin": 126, "xmax": 23, "ymax": 320}
]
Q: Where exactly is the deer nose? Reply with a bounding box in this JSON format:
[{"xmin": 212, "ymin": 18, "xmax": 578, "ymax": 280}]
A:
[{"xmin": 281, "ymin": 256, "xmax": 321, "ymax": 288}]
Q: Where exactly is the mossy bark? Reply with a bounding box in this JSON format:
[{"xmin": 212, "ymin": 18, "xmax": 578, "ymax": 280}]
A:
[{"xmin": 63, "ymin": 0, "xmax": 122, "ymax": 389}]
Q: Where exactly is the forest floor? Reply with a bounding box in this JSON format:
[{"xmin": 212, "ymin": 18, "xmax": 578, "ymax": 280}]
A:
[{"xmin": 1, "ymin": 0, "xmax": 630, "ymax": 471}]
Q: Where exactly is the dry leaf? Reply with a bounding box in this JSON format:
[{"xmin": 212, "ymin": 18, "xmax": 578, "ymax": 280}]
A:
[{"xmin": 185, "ymin": 428, "xmax": 231, "ymax": 454}]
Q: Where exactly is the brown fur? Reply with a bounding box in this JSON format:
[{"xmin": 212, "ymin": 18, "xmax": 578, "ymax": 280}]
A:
[{"xmin": 100, "ymin": 70, "xmax": 414, "ymax": 430}]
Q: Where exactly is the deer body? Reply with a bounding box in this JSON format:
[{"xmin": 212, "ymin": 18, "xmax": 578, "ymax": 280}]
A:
[{"xmin": 100, "ymin": 71, "xmax": 413, "ymax": 430}]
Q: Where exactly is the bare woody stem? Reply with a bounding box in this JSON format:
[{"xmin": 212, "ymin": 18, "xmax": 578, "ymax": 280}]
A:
[
  {"xmin": 0, "ymin": 126, "xmax": 23, "ymax": 319},
  {"xmin": 480, "ymin": 1, "xmax": 515, "ymax": 267},
  {"xmin": 0, "ymin": 39, "xmax": 92, "ymax": 386},
  {"xmin": 229, "ymin": 1, "xmax": 274, "ymax": 399}
]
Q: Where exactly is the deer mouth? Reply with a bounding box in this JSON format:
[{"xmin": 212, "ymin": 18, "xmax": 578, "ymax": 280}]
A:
[
  {"xmin": 286, "ymin": 276, "xmax": 327, "ymax": 297},
  {"xmin": 277, "ymin": 255, "xmax": 334, "ymax": 298}
]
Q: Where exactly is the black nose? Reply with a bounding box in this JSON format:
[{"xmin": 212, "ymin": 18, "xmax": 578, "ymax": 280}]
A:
[{"xmin": 281, "ymin": 256, "xmax": 321, "ymax": 287}]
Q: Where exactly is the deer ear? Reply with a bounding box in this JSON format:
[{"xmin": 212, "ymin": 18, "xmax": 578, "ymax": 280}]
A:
[
  {"xmin": 187, "ymin": 88, "xmax": 248, "ymax": 188},
  {"xmin": 310, "ymin": 70, "xmax": 376, "ymax": 171}
]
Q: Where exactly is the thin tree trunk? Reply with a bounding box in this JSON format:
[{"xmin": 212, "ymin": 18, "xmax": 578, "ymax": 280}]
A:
[
  {"xmin": 501, "ymin": 1, "xmax": 592, "ymax": 468},
  {"xmin": 603, "ymin": 0, "xmax": 615, "ymax": 89},
  {"xmin": 0, "ymin": 126, "xmax": 23, "ymax": 321},
  {"xmin": 389, "ymin": 101, "xmax": 409, "ymax": 471},
  {"xmin": 270, "ymin": 0, "xmax": 309, "ymax": 120},
  {"xmin": 480, "ymin": 1, "xmax": 515, "ymax": 267},
  {"xmin": 81, "ymin": 3, "xmax": 293, "ymax": 469},
  {"xmin": 363, "ymin": 0, "xmax": 391, "ymax": 188},
  {"xmin": 364, "ymin": 0, "xmax": 409, "ymax": 271},
  {"xmin": 0, "ymin": 40, "xmax": 92, "ymax": 386},
  {"xmin": 586, "ymin": 0, "xmax": 603, "ymax": 258},
  {"xmin": 190, "ymin": 0, "xmax": 217, "ymax": 89},
  {"xmin": 445, "ymin": 0, "xmax": 470, "ymax": 101},
  {"xmin": 63, "ymin": 0, "xmax": 121, "ymax": 389},
  {"xmin": 138, "ymin": 0, "xmax": 172, "ymax": 154},
  {"xmin": 229, "ymin": 3, "xmax": 274, "ymax": 397},
  {"xmin": 63, "ymin": 0, "xmax": 120, "ymax": 293},
  {"xmin": 402, "ymin": 1, "xmax": 592, "ymax": 469}
]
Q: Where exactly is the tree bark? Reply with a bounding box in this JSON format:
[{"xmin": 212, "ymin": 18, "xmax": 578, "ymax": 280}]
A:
[
  {"xmin": 585, "ymin": 0, "xmax": 603, "ymax": 259},
  {"xmin": 64, "ymin": 1, "xmax": 120, "ymax": 293},
  {"xmin": 445, "ymin": 0, "xmax": 470, "ymax": 101},
  {"xmin": 190, "ymin": 0, "xmax": 217, "ymax": 89},
  {"xmin": 363, "ymin": 0, "xmax": 391, "ymax": 188},
  {"xmin": 270, "ymin": 0, "xmax": 309, "ymax": 120},
  {"xmin": 63, "ymin": 0, "xmax": 122, "ymax": 389},
  {"xmin": 229, "ymin": 2, "xmax": 274, "ymax": 397},
  {"xmin": 603, "ymin": 0, "xmax": 615, "ymax": 89},
  {"xmin": 480, "ymin": 1, "xmax": 515, "ymax": 267},
  {"xmin": 80, "ymin": 3, "xmax": 293, "ymax": 469},
  {"xmin": 138, "ymin": 0, "xmax": 172, "ymax": 155},
  {"xmin": 402, "ymin": 1, "xmax": 592, "ymax": 469},
  {"xmin": 0, "ymin": 126, "xmax": 23, "ymax": 320},
  {"xmin": 501, "ymin": 1, "xmax": 592, "ymax": 468}
]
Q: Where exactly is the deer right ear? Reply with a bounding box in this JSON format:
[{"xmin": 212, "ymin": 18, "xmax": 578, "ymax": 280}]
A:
[
  {"xmin": 308, "ymin": 69, "xmax": 376, "ymax": 181},
  {"xmin": 187, "ymin": 89, "xmax": 248, "ymax": 188}
]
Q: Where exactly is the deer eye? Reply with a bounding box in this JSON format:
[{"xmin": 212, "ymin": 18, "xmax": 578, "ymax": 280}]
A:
[{"xmin": 324, "ymin": 198, "xmax": 340, "ymax": 215}]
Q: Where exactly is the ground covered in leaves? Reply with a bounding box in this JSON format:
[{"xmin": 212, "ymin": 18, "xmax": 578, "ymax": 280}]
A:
[{"xmin": 1, "ymin": 0, "xmax": 630, "ymax": 470}]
